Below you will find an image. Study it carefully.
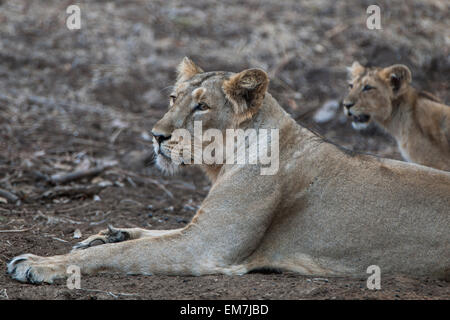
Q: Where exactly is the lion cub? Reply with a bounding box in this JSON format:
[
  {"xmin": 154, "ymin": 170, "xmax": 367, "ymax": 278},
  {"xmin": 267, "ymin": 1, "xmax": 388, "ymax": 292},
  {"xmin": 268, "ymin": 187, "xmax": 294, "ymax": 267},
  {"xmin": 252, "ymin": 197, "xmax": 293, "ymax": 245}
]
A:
[{"xmin": 343, "ymin": 62, "xmax": 450, "ymax": 171}]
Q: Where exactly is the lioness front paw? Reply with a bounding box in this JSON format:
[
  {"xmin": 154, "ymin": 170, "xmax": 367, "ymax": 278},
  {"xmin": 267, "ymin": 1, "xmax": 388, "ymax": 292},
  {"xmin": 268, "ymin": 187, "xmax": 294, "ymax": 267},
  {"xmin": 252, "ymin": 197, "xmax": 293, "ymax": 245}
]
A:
[
  {"xmin": 7, "ymin": 254, "xmax": 66, "ymax": 284},
  {"xmin": 72, "ymin": 225, "xmax": 130, "ymax": 251}
]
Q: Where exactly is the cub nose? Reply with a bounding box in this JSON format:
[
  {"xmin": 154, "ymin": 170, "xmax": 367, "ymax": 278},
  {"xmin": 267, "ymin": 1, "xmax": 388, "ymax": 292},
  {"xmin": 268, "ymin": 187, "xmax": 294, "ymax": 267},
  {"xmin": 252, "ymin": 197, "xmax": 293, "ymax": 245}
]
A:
[
  {"xmin": 151, "ymin": 132, "xmax": 171, "ymax": 144},
  {"xmin": 343, "ymin": 101, "xmax": 355, "ymax": 109}
]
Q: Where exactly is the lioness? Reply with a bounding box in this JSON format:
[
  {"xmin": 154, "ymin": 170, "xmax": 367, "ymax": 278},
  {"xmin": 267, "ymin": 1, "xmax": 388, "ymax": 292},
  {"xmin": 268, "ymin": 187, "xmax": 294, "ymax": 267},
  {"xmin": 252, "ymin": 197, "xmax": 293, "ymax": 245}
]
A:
[
  {"xmin": 8, "ymin": 58, "xmax": 450, "ymax": 284},
  {"xmin": 343, "ymin": 61, "xmax": 450, "ymax": 171}
]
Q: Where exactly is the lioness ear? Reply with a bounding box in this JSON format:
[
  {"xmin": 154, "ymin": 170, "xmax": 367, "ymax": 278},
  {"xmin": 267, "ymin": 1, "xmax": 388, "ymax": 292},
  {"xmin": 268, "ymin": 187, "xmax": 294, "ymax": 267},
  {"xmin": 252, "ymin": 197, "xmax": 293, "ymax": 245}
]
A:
[
  {"xmin": 347, "ymin": 61, "xmax": 364, "ymax": 79},
  {"xmin": 222, "ymin": 68, "xmax": 269, "ymax": 123},
  {"xmin": 177, "ymin": 57, "xmax": 204, "ymax": 82},
  {"xmin": 380, "ymin": 64, "xmax": 412, "ymax": 94}
]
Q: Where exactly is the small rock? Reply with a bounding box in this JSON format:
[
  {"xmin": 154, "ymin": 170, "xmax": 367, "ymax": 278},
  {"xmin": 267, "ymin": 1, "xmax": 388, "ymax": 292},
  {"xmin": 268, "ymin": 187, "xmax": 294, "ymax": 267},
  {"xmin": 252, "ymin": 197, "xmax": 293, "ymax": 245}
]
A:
[
  {"xmin": 114, "ymin": 181, "xmax": 125, "ymax": 188},
  {"xmin": 183, "ymin": 204, "xmax": 196, "ymax": 211},
  {"xmin": 93, "ymin": 195, "xmax": 101, "ymax": 202},
  {"xmin": 313, "ymin": 100, "xmax": 340, "ymax": 123},
  {"xmin": 73, "ymin": 229, "xmax": 82, "ymax": 239},
  {"xmin": 314, "ymin": 44, "xmax": 325, "ymax": 53},
  {"xmin": 111, "ymin": 118, "xmax": 128, "ymax": 129},
  {"xmin": 93, "ymin": 179, "xmax": 113, "ymax": 187},
  {"xmin": 140, "ymin": 131, "xmax": 152, "ymax": 141},
  {"xmin": 33, "ymin": 150, "xmax": 45, "ymax": 157},
  {"xmin": 292, "ymin": 92, "xmax": 303, "ymax": 100}
]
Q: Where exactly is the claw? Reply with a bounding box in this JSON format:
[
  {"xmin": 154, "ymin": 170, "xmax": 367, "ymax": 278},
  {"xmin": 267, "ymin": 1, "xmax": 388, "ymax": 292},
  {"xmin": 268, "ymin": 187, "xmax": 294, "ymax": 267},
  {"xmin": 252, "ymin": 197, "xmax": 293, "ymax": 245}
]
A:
[
  {"xmin": 7, "ymin": 256, "xmax": 28, "ymax": 274},
  {"xmin": 89, "ymin": 239, "xmax": 107, "ymax": 246},
  {"xmin": 107, "ymin": 225, "xmax": 130, "ymax": 242},
  {"xmin": 108, "ymin": 224, "xmax": 118, "ymax": 234},
  {"xmin": 25, "ymin": 268, "xmax": 35, "ymax": 284}
]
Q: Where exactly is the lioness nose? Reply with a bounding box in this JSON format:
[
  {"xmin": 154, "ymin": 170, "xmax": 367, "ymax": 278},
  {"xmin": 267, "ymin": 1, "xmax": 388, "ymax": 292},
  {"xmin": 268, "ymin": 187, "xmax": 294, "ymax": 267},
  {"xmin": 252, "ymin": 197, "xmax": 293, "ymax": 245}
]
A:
[
  {"xmin": 343, "ymin": 101, "xmax": 355, "ymax": 109},
  {"xmin": 151, "ymin": 132, "xmax": 171, "ymax": 144}
]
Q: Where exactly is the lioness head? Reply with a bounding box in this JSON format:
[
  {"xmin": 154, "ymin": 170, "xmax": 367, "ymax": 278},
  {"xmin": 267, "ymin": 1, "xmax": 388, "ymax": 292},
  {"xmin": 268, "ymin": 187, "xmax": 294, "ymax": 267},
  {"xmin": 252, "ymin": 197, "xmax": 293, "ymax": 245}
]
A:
[
  {"xmin": 343, "ymin": 61, "xmax": 412, "ymax": 130},
  {"xmin": 151, "ymin": 57, "xmax": 269, "ymax": 174}
]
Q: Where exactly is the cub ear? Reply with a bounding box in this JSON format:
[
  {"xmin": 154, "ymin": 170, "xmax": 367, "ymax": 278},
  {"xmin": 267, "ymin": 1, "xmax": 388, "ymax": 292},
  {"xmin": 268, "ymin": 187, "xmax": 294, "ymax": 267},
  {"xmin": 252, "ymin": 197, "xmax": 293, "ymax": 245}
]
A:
[
  {"xmin": 379, "ymin": 64, "xmax": 412, "ymax": 94},
  {"xmin": 222, "ymin": 68, "xmax": 269, "ymax": 123},
  {"xmin": 347, "ymin": 61, "xmax": 364, "ymax": 79},
  {"xmin": 176, "ymin": 57, "xmax": 204, "ymax": 82}
]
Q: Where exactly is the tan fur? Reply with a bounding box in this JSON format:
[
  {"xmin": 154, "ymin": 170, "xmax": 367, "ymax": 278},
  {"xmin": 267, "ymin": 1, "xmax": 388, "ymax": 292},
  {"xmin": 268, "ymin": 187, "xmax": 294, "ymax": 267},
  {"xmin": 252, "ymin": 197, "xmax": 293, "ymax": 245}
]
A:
[
  {"xmin": 347, "ymin": 61, "xmax": 365, "ymax": 79},
  {"xmin": 177, "ymin": 57, "xmax": 204, "ymax": 82},
  {"xmin": 8, "ymin": 59, "xmax": 450, "ymax": 284},
  {"xmin": 222, "ymin": 68, "xmax": 269, "ymax": 124},
  {"xmin": 344, "ymin": 62, "xmax": 450, "ymax": 171}
]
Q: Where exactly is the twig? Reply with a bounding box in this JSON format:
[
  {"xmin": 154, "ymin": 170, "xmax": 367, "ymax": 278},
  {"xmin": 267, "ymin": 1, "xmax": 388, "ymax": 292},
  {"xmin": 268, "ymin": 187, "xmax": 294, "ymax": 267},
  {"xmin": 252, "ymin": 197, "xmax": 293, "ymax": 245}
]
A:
[
  {"xmin": 114, "ymin": 169, "xmax": 174, "ymax": 199},
  {"xmin": 78, "ymin": 288, "xmax": 139, "ymax": 299},
  {"xmin": 34, "ymin": 211, "xmax": 83, "ymax": 225},
  {"xmin": 89, "ymin": 219, "xmax": 108, "ymax": 226},
  {"xmin": 51, "ymin": 165, "xmax": 113, "ymax": 185},
  {"xmin": 56, "ymin": 202, "xmax": 93, "ymax": 213},
  {"xmin": 126, "ymin": 177, "xmax": 137, "ymax": 188},
  {"xmin": 0, "ymin": 188, "xmax": 19, "ymax": 203},
  {"xmin": 52, "ymin": 237, "xmax": 69, "ymax": 243},
  {"xmin": 0, "ymin": 228, "xmax": 32, "ymax": 233},
  {"xmin": 36, "ymin": 185, "xmax": 107, "ymax": 200},
  {"xmin": 137, "ymin": 177, "xmax": 174, "ymax": 199},
  {"xmin": 110, "ymin": 128, "xmax": 124, "ymax": 144},
  {"xmin": 325, "ymin": 24, "xmax": 349, "ymax": 39}
]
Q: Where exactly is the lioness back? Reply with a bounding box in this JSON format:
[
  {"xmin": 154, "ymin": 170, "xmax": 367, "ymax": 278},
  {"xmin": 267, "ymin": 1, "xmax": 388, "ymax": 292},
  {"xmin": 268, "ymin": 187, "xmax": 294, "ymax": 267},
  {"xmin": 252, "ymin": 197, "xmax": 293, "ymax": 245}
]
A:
[{"xmin": 343, "ymin": 62, "xmax": 450, "ymax": 171}]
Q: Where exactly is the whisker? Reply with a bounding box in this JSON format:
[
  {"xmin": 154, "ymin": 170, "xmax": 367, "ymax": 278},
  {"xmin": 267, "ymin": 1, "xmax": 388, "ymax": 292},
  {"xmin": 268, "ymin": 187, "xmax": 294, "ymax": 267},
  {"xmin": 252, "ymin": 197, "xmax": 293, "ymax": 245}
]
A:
[{"xmin": 160, "ymin": 85, "xmax": 175, "ymax": 93}]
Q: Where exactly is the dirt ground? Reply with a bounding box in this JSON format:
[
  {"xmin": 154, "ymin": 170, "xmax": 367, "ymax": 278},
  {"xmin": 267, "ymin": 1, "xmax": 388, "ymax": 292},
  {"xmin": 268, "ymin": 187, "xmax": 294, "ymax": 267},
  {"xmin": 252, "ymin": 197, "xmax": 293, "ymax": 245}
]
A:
[{"xmin": 0, "ymin": 0, "xmax": 449, "ymax": 300}]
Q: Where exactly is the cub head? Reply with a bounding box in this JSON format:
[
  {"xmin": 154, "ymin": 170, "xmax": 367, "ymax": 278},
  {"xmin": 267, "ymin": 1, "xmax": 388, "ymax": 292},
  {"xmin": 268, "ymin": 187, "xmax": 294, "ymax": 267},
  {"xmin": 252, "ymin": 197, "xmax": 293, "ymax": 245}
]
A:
[
  {"xmin": 343, "ymin": 61, "xmax": 412, "ymax": 130},
  {"xmin": 151, "ymin": 57, "xmax": 269, "ymax": 174}
]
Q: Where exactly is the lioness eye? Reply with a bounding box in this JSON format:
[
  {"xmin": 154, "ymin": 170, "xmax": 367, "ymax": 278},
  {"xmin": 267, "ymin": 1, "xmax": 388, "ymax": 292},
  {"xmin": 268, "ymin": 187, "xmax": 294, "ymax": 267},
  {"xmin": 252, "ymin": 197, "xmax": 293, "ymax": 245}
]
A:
[
  {"xmin": 169, "ymin": 95, "xmax": 176, "ymax": 103},
  {"xmin": 194, "ymin": 102, "xmax": 209, "ymax": 111},
  {"xmin": 362, "ymin": 85, "xmax": 374, "ymax": 92}
]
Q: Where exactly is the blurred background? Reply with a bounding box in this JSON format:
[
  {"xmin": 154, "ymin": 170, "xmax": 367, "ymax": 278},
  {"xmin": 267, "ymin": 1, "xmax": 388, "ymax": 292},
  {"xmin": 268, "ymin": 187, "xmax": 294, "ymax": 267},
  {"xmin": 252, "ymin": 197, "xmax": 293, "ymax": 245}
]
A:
[{"xmin": 0, "ymin": 0, "xmax": 448, "ymax": 299}]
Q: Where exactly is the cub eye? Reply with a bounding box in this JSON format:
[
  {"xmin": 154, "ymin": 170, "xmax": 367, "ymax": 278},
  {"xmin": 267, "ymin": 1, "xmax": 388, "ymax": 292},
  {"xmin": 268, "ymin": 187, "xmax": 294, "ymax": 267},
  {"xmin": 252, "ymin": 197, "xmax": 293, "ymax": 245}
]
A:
[
  {"xmin": 362, "ymin": 85, "xmax": 374, "ymax": 92},
  {"xmin": 169, "ymin": 95, "xmax": 177, "ymax": 103},
  {"xmin": 348, "ymin": 83, "xmax": 353, "ymax": 89},
  {"xmin": 194, "ymin": 102, "xmax": 209, "ymax": 111}
]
